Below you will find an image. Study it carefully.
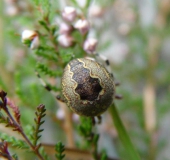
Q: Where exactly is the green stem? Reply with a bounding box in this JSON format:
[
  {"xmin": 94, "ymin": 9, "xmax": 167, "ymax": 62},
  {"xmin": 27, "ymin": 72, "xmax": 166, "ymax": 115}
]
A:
[{"xmin": 109, "ymin": 103, "xmax": 141, "ymax": 160}]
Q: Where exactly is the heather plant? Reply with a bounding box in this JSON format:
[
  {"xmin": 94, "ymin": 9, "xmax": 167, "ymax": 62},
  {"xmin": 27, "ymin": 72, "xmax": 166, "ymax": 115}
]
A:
[{"xmin": 0, "ymin": 0, "xmax": 170, "ymax": 160}]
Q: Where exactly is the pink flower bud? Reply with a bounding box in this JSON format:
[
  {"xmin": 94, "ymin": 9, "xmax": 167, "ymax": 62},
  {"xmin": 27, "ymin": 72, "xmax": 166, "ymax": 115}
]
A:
[
  {"xmin": 74, "ymin": 19, "xmax": 90, "ymax": 34},
  {"xmin": 83, "ymin": 38, "xmax": 98, "ymax": 54},
  {"xmin": 59, "ymin": 22, "xmax": 73, "ymax": 35},
  {"xmin": 58, "ymin": 34, "xmax": 74, "ymax": 47},
  {"xmin": 62, "ymin": 6, "xmax": 77, "ymax": 22}
]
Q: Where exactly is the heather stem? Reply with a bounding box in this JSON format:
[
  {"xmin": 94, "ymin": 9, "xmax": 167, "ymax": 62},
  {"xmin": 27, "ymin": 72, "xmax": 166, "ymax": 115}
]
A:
[{"xmin": 2, "ymin": 102, "xmax": 45, "ymax": 160}]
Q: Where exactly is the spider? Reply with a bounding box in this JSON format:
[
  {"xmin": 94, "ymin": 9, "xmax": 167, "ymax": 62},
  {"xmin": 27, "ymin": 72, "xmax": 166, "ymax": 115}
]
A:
[{"xmin": 36, "ymin": 54, "xmax": 121, "ymax": 124}]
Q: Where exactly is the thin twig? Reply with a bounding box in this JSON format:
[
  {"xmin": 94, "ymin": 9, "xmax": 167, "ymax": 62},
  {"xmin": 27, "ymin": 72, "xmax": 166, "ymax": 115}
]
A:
[
  {"xmin": 6, "ymin": 106, "xmax": 45, "ymax": 160},
  {"xmin": 0, "ymin": 91, "xmax": 45, "ymax": 160}
]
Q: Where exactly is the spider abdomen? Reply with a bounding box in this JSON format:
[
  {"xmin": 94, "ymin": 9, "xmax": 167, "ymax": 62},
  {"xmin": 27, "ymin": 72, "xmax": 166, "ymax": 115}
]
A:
[{"xmin": 61, "ymin": 58, "xmax": 115, "ymax": 117}]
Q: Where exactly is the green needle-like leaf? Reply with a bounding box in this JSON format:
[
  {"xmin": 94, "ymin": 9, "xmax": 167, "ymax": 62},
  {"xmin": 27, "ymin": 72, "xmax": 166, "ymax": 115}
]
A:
[
  {"xmin": 55, "ymin": 142, "xmax": 65, "ymax": 160},
  {"xmin": 109, "ymin": 103, "xmax": 141, "ymax": 160}
]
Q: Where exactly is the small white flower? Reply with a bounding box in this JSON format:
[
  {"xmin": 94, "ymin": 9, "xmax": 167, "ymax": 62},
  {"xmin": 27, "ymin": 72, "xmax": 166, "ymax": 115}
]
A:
[
  {"xmin": 74, "ymin": 19, "xmax": 90, "ymax": 34},
  {"xmin": 22, "ymin": 30, "xmax": 37, "ymax": 41},
  {"xmin": 21, "ymin": 30, "xmax": 39, "ymax": 49},
  {"xmin": 58, "ymin": 34, "xmax": 74, "ymax": 47},
  {"xmin": 62, "ymin": 6, "xmax": 77, "ymax": 22},
  {"xmin": 83, "ymin": 38, "xmax": 98, "ymax": 54}
]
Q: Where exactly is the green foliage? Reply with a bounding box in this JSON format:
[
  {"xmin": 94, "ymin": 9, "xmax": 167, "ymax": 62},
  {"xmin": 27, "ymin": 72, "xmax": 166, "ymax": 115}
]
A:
[
  {"xmin": 85, "ymin": 0, "xmax": 92, "ymax": 8},
  {"xmin": 39, "ymin": 20, "xmax": 51, "ymax": 32},
  {"xmin": 0, "ymin": 91, "xmax": 49, "ymax": 159},
  {"xmin": 35, "ymin": 47, "xmax": 58, "ymax": 62},
  {"xmin": 39, "ymin": 147, "xmax": 50, "ymax": 160},
  {"xmin": 100, "ymin": 150, "xmax": 108, "ymax": 160},
  {"xmin": 31, "ymin": 104, "xmax": 46, "ymax": 146},
  {"xmin": 32, "ymin": 0, "xmax": 51, "ymax": 15},
  {"xmin": 55, "ymin": 142, "xmax": 65, "ymax": 160},
  {"xmin": 36, "ymin": 63, "xmax": 62, "ymax": 77},
  {"xmin": 109, "ymin": 103, "xmax": 141, "ymax": 160},
  {"xmin": 0, "ymin": 133, "xmax": 29, "ymax": 150},
  {"xmin": 77, "ymin": 117, "xmax": 100, "ymax": 159},
  {"xmin": 78, "ymin": 117, "xmax": 93, "ymax": 138},
  {"xmin": 12, "ymin": 154, "xmax": 19, "ymax": 160}
]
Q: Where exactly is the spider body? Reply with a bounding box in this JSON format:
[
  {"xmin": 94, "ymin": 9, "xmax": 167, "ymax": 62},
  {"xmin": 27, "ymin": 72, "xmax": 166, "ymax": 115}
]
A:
[{"xmin": 61, "ymin": 58, "xmax": 115, "ymax": 117}]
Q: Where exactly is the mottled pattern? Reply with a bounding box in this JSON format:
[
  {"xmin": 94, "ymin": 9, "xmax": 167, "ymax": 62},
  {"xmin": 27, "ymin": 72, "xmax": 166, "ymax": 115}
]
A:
[
  {"xmin": 69, "ymin": 59, "xmax": 102, "ymax": 101},
  {"xmin": 61, "ymin": 58, "xmax": 115, "ymax": 117}
]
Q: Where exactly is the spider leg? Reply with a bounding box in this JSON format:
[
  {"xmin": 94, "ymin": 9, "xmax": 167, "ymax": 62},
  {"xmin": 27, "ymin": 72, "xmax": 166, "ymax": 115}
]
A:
[
  {"xmin": 91, "ymin": 117, "xmax": 96, "ymax": 125},
  {"xmin": 35, "ymin": 71, "xmax": 52, "ymax": 91},
  {"xmin": 96, "ymin": 53, "xmax": 110, "ymax": 66},
  {"xmin": 97, "ymin": 115, "xmax": 102, "ymax": 124},
  {"xmin": 56, "ymin": 95, "xmax": 65, "ymax": 102},
  {"xmin": 115, "ymin": 82, "xmax": 120, "ymax": 86},
  {"xmin": 115, "ymin": 94, "xmax": 123, "ymax": 99},
  {"xmin": 35, "ymin": 71, "xmax": 64, "ymax": 102},
  {"xmin": 90, "ymin": 115, "xmax": 102, "ymax": 125},
  {"xmin": 96, "ymin": 53, "xmax": 114, "ymax": 77},
  {"xmin": 95, "ymin": 54, "xmax": 123, "ymax": 101}
]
